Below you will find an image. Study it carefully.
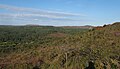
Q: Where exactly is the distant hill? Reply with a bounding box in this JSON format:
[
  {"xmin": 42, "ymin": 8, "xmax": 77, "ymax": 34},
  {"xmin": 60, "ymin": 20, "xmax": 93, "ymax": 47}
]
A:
[{"xmin": 60, "ymin": 25, "xmax": 94, "ymax": 29}]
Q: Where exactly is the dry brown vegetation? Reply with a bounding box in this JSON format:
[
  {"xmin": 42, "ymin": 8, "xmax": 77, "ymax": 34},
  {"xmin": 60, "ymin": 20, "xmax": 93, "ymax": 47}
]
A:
[{"xmin": 0, "ymin": 22, "xmax": 120, "ymax": 69}]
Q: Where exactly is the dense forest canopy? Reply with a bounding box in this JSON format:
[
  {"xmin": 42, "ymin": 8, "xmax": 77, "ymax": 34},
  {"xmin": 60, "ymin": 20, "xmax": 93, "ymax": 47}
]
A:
[{"xmin": 0, "ymin": 22, "xmax": 120, "ymax": 69}]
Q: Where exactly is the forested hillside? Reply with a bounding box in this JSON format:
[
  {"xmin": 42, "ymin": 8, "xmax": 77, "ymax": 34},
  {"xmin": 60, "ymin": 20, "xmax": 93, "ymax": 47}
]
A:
[{"xmin": 0, "ymin": 22, "xmax": 120, "ymax": 69}]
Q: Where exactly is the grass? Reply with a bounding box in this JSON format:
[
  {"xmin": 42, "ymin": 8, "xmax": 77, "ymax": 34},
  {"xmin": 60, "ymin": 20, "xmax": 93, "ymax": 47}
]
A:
[{"xmin": 0, "ymin": 23, "xmax": 120, "ymax": 69}]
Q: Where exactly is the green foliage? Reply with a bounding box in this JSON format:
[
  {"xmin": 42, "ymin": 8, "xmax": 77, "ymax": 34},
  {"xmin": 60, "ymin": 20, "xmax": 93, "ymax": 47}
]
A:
[{"xmin": 0, "ymin": 23, "xmax": 120, "ymax": 69}]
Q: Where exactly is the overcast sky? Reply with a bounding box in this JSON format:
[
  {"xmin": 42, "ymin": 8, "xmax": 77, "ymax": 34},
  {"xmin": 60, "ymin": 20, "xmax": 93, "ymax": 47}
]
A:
[{"xmin": 0, "ymin": 0, "xmax": 120, "ymax": 26}]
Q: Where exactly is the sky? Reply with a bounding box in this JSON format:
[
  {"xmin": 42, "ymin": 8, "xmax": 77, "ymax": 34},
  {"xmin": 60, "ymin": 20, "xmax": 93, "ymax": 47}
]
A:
[{"xmin": 0, "ymin": 0, "xmax": 120, "ymax": 26}]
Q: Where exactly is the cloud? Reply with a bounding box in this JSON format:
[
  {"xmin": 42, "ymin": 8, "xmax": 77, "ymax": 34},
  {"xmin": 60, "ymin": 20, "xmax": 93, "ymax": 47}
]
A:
[
  {"xmin": 0, "ymin": 13, "xmax": 67, "ymax": 19},
  {"xmin": 0, "ymin": 13, "xmax": 87, "ymax": 21},
  {"xmin": 0, "ymin": 4, "xmax": 88, "ymax": 26},
  {"xmin": 0, "ymin": 4, "xmax": 85, "ymax": 17}
]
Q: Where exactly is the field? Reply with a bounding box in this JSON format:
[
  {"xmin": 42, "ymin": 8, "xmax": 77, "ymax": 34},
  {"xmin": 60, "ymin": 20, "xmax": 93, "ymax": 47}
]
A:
[{"xmin": 0, "ymin": 22, "xmax": 120, "ymax": 69}]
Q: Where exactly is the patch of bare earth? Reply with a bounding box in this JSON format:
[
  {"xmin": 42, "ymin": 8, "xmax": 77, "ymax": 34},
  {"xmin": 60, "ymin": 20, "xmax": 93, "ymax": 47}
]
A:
[{"xmin": 48, "ymin": 33, "xmax": 67, "ymax": 38}]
